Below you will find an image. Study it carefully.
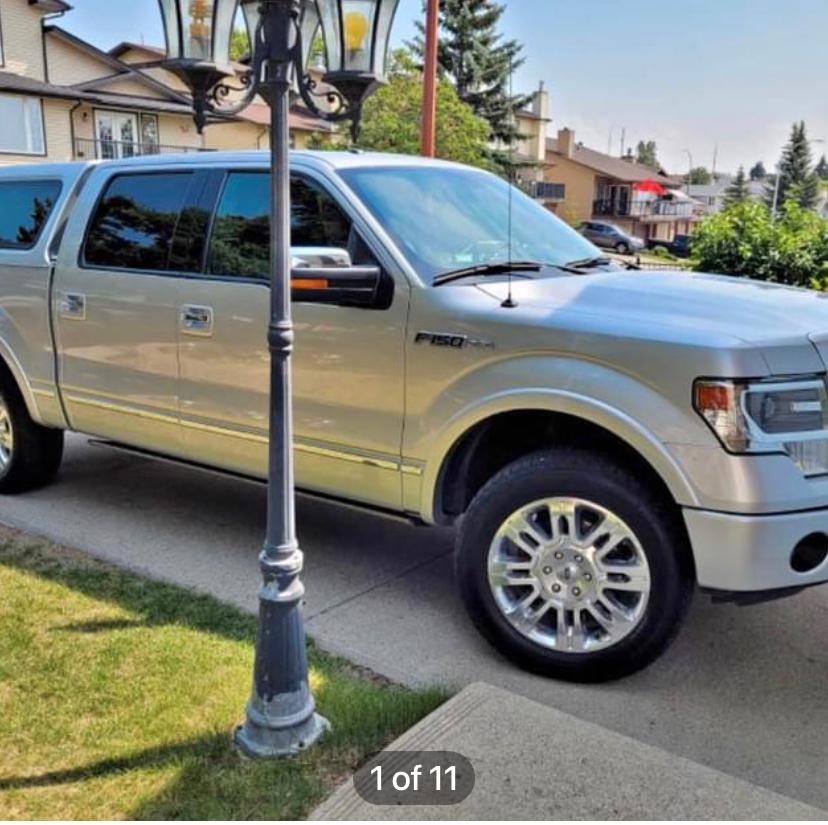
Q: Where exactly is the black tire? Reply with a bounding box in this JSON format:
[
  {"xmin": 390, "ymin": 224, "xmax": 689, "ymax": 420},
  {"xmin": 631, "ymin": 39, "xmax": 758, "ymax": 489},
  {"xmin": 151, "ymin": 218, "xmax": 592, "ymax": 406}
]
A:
[
  {"xmin": 0, "ymin": 372, "xmax": 64, "ymax": 494},
  {"xmin": 455, "ymin": 448, "xmax": 693, "ymax": 682},
  {"xmin": 615, "ymin": 242, "xmax": 631, "ymax": 255}
]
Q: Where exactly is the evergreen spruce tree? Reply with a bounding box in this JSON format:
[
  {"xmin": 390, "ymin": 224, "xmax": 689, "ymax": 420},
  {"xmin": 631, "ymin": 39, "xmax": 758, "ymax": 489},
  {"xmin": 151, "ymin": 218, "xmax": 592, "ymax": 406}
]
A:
[
  {"xmin": 635, "ymin": 140, "xmax": 658, "ymax": 168},
  {"xmin": 766, "ymin": 121, "xmax": 820, "ymax": 209},
  {"xmin": 749, "ymin": 161, "xmax": 767, "ymax": 181},
  {"xmin": 723, "ymin": 166, "xmax": 750, "ymax": 207},
  {"xmin": 411, "ymin": 0, "xmax": 531, "ymax": 144},
  {"xmin": 816, "ymin": 154, "xmax": 828, "ymax": 181}
]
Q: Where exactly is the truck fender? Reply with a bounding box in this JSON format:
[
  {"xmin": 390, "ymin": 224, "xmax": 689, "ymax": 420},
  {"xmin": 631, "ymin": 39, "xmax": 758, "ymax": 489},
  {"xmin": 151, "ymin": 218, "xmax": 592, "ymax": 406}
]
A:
[{"xmin": 418, "ymin": 388, "xmax": 701, "ymax": 523}]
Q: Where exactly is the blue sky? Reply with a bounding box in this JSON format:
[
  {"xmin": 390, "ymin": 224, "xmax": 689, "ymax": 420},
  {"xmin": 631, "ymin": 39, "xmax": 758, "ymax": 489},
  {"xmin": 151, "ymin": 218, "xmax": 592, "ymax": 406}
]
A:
[{"xmin": 61, "ymin": 0, "xmax": 828, "ymax": 174}]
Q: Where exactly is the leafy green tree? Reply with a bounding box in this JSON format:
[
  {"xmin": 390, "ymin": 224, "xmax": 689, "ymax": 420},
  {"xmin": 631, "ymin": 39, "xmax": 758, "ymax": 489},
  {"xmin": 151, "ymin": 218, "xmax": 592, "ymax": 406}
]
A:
[
  {"xmin": 693, "ymin": 200, "xmax": 828, "ymax": 287},
  {"xmin": 723, "ymin": 166, "xmax": 750, "ymax": 207},
  {"xmin": 816, "ymin": 154, "xmax": 828, "ymax": 181},
  {"xmin": 687, "ymin": 166, "xmax": 712, "ymax": 185},
  {"xmin": 410, "ymin": 0, "xmax": 531, "ymax": 144},
  {"xmin": 635, "ymin": 140, "xmax": 658, "ymax": 168},
  {"xmin": 766, "ymin": 121, "xmax": 820, "ymax": 210},
  {"xmin": 357, "ymin": 49, "xmax": 493, "ymax": 169},
  {"xmin": 749, "ymin": 161, "xmax": 767, "ymax": 181}
]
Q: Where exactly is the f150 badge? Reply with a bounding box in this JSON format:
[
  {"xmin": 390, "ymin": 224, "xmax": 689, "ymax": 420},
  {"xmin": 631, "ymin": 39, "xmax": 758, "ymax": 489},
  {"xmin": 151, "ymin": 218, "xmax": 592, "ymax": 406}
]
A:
[{"xmin": 415, "ymin": 331, "xmax": 495, "ymax": 349}]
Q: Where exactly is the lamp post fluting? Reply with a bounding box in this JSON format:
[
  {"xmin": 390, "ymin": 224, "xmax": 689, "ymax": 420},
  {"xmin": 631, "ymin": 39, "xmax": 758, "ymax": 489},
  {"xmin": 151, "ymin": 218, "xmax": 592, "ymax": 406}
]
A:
[{"xmin": 157, "ymin": 0, "xmax": 399, "ymax": 758}]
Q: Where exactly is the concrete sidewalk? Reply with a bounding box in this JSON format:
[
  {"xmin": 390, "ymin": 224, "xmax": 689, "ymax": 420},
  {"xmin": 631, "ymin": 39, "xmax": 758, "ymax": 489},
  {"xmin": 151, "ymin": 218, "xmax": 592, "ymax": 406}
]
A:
[{"xmin": 313, "ymin": 682, "xmax": 828, "ymax": 821}]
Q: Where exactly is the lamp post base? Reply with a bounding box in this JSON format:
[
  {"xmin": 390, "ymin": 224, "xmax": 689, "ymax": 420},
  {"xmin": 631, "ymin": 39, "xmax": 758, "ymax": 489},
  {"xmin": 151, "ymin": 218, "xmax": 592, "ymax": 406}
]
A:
[{"xmin": 235, "ymin": 710, "xmax": 330, "ymax": 759}]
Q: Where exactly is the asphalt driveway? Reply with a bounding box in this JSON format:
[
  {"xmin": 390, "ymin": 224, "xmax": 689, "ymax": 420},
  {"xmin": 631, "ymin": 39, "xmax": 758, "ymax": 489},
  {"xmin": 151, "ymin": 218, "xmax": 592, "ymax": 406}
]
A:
[{"xmin": 2, "ymin": 434, "xmax": 827, "ymax": 810}]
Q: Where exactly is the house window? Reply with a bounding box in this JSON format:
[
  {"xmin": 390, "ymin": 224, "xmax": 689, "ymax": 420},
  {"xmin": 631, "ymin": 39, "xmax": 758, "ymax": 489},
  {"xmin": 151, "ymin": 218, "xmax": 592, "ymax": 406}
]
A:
[
  {"xmin": 0, "ymin": 95, "xmax": 45, "ymax": 155},
  {"xmin": 536, "ymin": 182, "xmax": 566, "ymax": 200},
  {"xmin": 140, "ymin": 114, "xmax": 159, "ymax": 152}
]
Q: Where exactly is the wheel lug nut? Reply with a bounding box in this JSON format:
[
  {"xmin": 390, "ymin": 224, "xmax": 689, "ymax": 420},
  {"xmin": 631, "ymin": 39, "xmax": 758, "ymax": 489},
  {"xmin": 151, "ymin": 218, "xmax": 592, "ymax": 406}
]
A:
[
  {"xmin": 584, "ymin": 573, "xmax": 592, "ymax": 582},
  {"xmin": 542, "ymin": 566, "xmax": 553, "ymax": 575},
  {"xmin": 572, "ymin": 587, "xmax": 581, "ymax": 597},
  {"xmin": 554, "ymin": 551, "xmax": 564, "ymax": 560},
  {"xmin": 551, "ymin": 584, "xmax": 561, "ymax": 593},
  {"xmin": 574, "ymin": 554, "xmax": 583, "ymax": 563}
]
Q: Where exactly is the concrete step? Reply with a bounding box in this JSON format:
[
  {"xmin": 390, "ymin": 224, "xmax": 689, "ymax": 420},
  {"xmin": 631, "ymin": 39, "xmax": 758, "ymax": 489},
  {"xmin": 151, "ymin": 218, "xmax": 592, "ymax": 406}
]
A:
[{"xmin": 312, "ymin": 682, "xmax": 828, "ymax": 820}]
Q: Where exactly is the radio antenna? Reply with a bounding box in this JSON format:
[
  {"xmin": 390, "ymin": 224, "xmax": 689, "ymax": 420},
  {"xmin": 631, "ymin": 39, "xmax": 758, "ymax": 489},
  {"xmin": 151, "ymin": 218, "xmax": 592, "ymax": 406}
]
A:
[{"xmin": 502, "ymin": 55, "xmax": 517, "ymax": 309}]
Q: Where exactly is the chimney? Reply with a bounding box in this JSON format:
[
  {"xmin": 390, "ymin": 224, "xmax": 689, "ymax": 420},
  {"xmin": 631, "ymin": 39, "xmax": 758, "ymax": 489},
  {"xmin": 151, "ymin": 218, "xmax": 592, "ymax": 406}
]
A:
[
  {"xmin": 621, "ymin": 148, "xmax": 636, "ymax": 163},
  {"xmin": 532, "ymin": 81, "xmax": 549, "ymax": 122},
  {"xmin": 557, "ymin": 127, "xmax": 575, "ymax": 159}
]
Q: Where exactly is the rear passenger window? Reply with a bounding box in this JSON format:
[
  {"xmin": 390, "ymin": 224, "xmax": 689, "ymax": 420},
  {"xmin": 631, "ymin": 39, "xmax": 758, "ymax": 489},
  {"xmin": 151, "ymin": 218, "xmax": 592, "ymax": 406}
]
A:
[
  {"xmin": 0, "ymin": 179, "xmax": 62, "ymax": 249},
  {"xmin": 207, "ymin": 172, "xmax": 352, "ymax": 280},
  {"xmin": 83, "ymin": 173, "xmax": 191, "ymax": 271}
]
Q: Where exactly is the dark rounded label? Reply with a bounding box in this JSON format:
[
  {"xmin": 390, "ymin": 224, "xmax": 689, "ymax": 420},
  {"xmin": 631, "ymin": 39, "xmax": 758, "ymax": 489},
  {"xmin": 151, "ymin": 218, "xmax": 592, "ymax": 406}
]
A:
[{"xmin": 353, "ymin": 750, "xmax": 475, "ymax": 806}]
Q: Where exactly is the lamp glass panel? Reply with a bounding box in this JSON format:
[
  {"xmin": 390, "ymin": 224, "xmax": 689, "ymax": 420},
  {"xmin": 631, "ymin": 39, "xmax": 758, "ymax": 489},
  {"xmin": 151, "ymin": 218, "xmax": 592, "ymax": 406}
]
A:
[
  {"xmin": 371, "ymin": 0, "xmax": 398, "ymax": 76},
  {"xmin": 182, "ymin": 0, "xmax": 216, "ymax": 60},
  {"xmin": 158, "ymin": 0, "xmax": 182, "ymax": 58},
  {"xmin": 213, "ymin": 0, "xmax": 239, "ymax": 66},
  {"xmin": 340, "ymin": 0, "xmax": 377, "ymax": 73}
]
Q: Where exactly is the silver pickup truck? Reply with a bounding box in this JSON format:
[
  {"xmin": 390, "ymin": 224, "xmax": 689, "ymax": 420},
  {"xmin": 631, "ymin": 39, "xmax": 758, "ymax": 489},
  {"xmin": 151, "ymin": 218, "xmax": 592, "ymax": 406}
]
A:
[{"xmin": 2, "ymin": 150, "xmax": 828, "ymax": 681}]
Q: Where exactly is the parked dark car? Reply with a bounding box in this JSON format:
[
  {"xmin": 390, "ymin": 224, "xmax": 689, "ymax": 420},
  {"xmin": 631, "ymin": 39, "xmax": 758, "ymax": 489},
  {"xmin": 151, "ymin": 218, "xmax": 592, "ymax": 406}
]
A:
[
  {"xmin": 579, "ymin": 220, "xmax": 645, "ymax": 255},
  {"xmin": 649, "ymin": 233, "xmax": 693, "ymax": 258}
]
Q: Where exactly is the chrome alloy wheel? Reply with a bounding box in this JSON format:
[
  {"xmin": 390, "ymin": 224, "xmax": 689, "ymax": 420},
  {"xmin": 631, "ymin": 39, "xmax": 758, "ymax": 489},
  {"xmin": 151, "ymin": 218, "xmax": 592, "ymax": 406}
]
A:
[
  {"xmin": 487, "ymin": 497, "xmax": 651, "ymax": 653},
  {"xmin": 0, "ymin": 398, "xmax": 12, "ymax": 472}
]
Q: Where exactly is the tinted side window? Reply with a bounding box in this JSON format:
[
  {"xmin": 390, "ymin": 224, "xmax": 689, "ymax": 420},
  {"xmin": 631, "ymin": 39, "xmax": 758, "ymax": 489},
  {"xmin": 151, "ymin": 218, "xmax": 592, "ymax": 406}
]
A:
[
  {"xmin": 208, "ymin": 173, "xmax": 352, "ymax": 280},
  {"xmin": 0, "ymin": 179, "xmax": 62, "ymax": 249},
  {"xmin": 84, "ymin": 173, "xmax": 191, "ymax": 271}
]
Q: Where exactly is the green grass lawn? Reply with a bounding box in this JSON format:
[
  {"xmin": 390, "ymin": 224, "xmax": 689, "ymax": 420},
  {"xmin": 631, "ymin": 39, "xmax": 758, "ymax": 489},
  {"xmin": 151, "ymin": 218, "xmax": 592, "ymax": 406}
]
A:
[{"xmin": 0, "ymin": 528, "xmax": 448, "ymax": 819}]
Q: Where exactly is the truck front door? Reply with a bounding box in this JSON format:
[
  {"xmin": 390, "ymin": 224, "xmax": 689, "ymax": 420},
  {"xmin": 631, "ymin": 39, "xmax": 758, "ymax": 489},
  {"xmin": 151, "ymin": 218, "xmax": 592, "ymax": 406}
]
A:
[{"xmin": 175, "ymin": 168, "xmax": 409, "ymax": 509}]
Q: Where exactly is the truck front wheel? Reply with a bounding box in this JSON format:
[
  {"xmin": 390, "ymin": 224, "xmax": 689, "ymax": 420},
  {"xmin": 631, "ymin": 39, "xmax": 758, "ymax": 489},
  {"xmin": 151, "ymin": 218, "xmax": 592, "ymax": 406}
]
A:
[
  {"xmin": 455, "ymin": 448, "xmax": 693, "ymax": 681},
  {"xmin": 0, "ymin": 376, "xmax": 63, "ymax": 494}
]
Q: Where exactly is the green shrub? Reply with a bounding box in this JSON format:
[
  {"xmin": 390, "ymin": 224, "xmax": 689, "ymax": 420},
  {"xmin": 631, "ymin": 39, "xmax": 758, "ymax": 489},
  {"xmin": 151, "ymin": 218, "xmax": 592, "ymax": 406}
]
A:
[{"xmin": 693, "ymin": 201, "xmax": 828, "ymax": 289}]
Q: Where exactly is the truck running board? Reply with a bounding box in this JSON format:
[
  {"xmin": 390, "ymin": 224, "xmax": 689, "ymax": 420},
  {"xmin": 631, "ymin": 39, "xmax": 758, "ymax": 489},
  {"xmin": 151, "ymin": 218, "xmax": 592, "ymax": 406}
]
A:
[{"xmin": 86, "ymin": 439, "xmax": 427, "ymax": 528}]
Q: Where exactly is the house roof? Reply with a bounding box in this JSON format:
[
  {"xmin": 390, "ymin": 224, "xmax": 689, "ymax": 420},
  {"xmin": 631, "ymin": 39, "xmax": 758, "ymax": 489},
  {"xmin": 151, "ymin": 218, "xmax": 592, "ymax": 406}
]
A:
[
  {"xmin": 237, "ymin": 102, "xmax": 334, "ymax": 133},
  {"xmin": 108, "ymin": 41, "xmax": 251, "ymax": 76},
  {"xmin": 45, "ymin": 26, "xmax": 191, "ymax": 103},
  {"xmin": 0, "ymin": 70, "xmax": 214, "ymax": 119},
  {"xmin": 109, "ymin": 42, "xmax": 167, "ymax": 61},
  {"xmin": 546, "ymin": 137, "xmax": 675, "ymax": 185},
  {"xmin": 29, "ymin": 0, "xmax": 73, "ymax": 12}
]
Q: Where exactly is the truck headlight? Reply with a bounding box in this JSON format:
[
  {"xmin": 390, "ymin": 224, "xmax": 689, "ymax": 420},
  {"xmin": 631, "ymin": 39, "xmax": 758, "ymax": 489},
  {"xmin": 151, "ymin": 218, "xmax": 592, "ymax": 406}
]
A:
[{"xmin": 694, "ymin": 377, "xmax": 828, "ymax": 476}]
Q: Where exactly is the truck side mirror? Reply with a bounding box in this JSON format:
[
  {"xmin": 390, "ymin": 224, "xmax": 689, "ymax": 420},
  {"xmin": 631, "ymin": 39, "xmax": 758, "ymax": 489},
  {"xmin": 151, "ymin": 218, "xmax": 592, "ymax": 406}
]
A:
[{"xmin": 290, "ymin": 247, "xmax": 392, "ymax": 309}]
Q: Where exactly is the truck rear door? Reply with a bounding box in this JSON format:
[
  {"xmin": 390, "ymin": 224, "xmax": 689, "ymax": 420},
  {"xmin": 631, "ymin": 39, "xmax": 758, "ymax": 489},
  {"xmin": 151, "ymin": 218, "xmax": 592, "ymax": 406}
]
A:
[{"xmin": 52, "ymin": 166, "xmax": 213, "ymax": 458}]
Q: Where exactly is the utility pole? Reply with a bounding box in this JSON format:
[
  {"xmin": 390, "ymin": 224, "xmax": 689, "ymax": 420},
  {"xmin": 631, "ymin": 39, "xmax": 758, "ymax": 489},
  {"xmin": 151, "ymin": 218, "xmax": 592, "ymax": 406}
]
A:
[{"xmin": 421, "ymin": 0, "xmax": 439, "ymax": 157}]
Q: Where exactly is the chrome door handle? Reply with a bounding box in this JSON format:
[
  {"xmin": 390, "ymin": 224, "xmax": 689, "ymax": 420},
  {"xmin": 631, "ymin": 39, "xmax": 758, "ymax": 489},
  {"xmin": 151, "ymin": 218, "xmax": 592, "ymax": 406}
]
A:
[
  {"xmin": 179, "ymin": 304, "xmax": 214, "ymax": 336},
  {"xmin": 59, "ymin": 292, "xmax": 86, "ymax": 320}
]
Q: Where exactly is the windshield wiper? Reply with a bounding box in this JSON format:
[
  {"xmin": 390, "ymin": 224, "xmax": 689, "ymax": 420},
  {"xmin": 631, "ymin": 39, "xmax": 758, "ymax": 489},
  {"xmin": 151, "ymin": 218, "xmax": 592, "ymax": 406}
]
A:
[
  {"xmin": 563, "ymin": 256, "xmax": 614, "ymax": 270},
  {"xmin": 433, "ymin": 260, "xmax": 543, "ymax": 287}
]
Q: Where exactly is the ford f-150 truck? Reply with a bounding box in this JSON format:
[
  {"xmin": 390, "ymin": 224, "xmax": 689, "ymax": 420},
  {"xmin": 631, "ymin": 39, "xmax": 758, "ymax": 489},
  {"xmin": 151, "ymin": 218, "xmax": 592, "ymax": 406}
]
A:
[{"xmin": 1, "ymin": 150, "xmax": 828, "ymax": 681}]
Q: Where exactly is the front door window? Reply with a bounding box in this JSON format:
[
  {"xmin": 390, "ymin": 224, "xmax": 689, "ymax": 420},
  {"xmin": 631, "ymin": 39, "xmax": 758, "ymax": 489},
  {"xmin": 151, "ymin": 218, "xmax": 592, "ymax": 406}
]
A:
[{"xmin": 95, "ymin": 111, "xmax": 138, "ymax": 159}]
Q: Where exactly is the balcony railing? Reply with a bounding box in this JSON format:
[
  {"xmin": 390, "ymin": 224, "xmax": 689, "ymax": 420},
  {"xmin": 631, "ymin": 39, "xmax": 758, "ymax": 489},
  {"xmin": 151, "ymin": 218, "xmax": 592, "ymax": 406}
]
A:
[
  {"xmin": 593, "ymin": 197, "xmax": 695, "ymax": 219},
  {"xmin": 73, "ymin": 138, "xmax": 210, "ymax": 160},
  {"xmin": 533, "ymin": 182, "xmax": 566, "ymax": 200}
]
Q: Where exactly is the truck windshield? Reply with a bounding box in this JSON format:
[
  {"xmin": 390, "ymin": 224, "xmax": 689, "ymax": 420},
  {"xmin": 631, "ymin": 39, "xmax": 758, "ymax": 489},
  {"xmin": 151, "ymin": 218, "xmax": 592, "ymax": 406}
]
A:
[{"xmin": 338, "ymin": 165, "xmax": 600, "ymax": 284}]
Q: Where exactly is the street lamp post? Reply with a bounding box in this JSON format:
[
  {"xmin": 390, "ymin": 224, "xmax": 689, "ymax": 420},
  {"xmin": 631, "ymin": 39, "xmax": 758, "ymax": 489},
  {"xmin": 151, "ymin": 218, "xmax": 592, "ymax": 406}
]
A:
[{"xmin": 157, "ymin": 0, "xmax": 399, "ymax": 758}]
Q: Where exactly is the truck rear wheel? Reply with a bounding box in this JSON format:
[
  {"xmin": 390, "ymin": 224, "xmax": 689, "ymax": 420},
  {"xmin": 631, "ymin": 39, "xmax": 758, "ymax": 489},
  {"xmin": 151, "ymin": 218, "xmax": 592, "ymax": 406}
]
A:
[
  {"xmin": 455, "ymin": 447, "xmax": 693, "ymax": 681},
  {"xmin": 0, "ymin": 376, "xmax": 63, "ymax": 494}
]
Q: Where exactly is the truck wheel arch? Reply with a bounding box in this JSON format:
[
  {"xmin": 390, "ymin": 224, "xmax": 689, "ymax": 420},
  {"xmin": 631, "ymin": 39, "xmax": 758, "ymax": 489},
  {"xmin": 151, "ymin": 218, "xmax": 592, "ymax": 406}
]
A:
[
  {"xmin": 0, "ymin": 344, "xmax": 42, "ymax": 424},
  {"xmin": 424, "ymin": 392, "xmax": 700, "ymax": 525}
]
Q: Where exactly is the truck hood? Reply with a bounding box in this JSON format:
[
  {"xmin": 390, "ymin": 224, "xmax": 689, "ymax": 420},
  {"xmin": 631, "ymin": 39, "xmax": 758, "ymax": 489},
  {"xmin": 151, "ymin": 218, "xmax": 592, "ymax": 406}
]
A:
[
  {"xmin": 478, "ymin": 268, "xmax": 828, "ymax": 343},
  {"xmin": 474, "ymin": 269, "xmax": 828, "ymax": 375}
]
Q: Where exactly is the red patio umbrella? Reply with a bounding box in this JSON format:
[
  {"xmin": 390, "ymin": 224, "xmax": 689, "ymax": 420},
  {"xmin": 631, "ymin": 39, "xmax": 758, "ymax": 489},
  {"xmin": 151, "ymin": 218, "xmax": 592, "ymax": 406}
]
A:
[{"xmin": 633, "ymin": 178, "xmax": 667, "ymax": 195}]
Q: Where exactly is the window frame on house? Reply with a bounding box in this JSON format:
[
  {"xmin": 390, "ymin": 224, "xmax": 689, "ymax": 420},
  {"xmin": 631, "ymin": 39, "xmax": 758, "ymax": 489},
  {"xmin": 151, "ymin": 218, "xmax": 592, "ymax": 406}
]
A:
[{"xmin": 0, "ymin": 94, "xmax": 47, "ymax": 156}]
